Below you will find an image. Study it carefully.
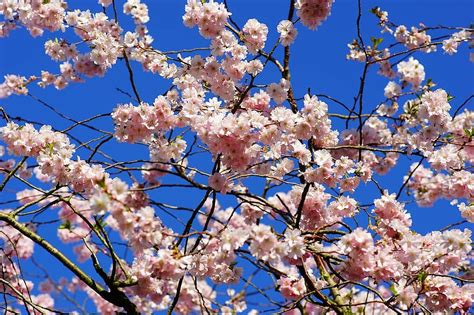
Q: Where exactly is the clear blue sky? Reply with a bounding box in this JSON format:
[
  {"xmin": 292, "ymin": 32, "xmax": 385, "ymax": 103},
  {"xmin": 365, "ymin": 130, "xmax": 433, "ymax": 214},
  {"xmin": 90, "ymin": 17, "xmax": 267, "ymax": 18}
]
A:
[{"xmin": 1, "ymin": 0, "xmax": 473, "ymax": 313}]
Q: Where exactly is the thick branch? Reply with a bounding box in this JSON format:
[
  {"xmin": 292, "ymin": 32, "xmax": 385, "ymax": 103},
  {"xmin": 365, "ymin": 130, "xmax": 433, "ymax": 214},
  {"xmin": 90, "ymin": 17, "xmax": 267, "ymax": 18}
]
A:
[{"xmin": 0, "ymin": 212, "xmax": 138, "ymax": 314}]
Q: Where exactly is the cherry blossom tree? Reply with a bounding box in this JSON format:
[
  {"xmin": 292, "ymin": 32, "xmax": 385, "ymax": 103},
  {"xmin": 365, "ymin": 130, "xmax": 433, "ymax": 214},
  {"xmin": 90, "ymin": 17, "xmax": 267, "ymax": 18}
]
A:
[{"xmin": 0, "ymin": 0, "xmax": 473, "ymax": 314}]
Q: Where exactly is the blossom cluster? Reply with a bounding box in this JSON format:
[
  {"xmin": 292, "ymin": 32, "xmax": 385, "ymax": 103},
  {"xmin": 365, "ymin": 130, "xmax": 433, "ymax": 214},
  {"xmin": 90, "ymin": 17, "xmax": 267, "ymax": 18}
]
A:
[{"xmin": 295, "ymin": 0, "xmax": 334, "ymax": 30}]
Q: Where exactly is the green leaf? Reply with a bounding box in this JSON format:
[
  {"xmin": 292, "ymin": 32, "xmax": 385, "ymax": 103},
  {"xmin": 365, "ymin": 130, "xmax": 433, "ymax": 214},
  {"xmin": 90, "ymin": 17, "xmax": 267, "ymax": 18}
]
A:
[
  {"xmin": 464, "ymin": 127, "xmax": 474, "ymax": 138},
  {"xmin": 370, "ymin": 37, "xmax": 384, "ymax": 49},
  {"xmin": 417, "ymin": 271, "xmax": 428, "ymax": 283},
  {"xmin": 45, "ymin": 143, "xmax": 54, "ymax": 155},
  {"xmin": 447, "ymin": 94, "xmax": 455, "ymax": 102},
  {"xmin": 389, "ymin": 284, "xmax": 398, "ymax": 295},
  {"xmin": 96, "ymin": 177, "xmax": 106, "ymax": 189},
  {"xmin": 59, "ymin": 220, "xmax": 71, "ymax": 230},
  {"xmin": 426, "ymin": 78, "xmax": 435, "ymax": 88}
]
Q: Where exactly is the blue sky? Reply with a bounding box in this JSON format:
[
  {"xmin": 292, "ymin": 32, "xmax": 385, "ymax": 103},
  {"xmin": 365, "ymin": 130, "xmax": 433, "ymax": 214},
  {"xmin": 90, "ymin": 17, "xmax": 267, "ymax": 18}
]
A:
[{"xmin": 0, "ymin": 0, "xmax": 473, "ymax": 313}]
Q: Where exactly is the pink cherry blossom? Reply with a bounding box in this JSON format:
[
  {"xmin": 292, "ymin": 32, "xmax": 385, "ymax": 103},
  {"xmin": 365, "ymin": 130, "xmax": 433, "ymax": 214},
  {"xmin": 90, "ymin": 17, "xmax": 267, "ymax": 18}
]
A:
[
  {"xmin": 277, "ymin": 20, "xmax": 298, "ymax": 46},
  {"xmin": 295, "ymin": 0, "xmax": 334, "ymax": 30},
  {"xmin": 242, "ymin": 19, "xmax": 268, "ymax": 54},
  {"xmin": 397, "ymin": 57, "xmax": 425, "ymax": 89}
]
